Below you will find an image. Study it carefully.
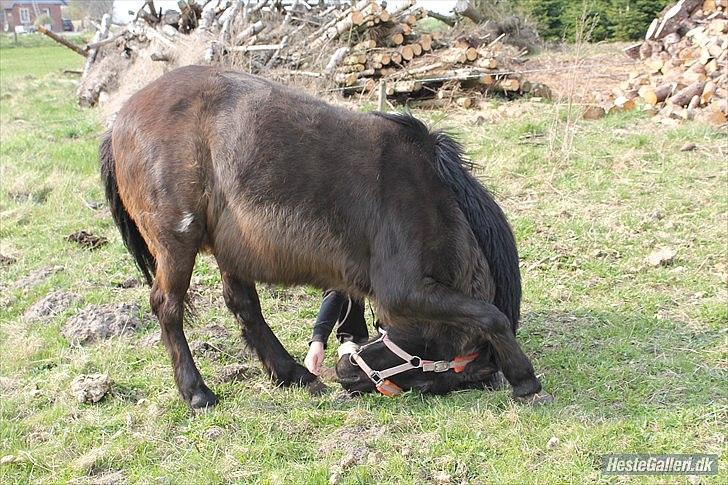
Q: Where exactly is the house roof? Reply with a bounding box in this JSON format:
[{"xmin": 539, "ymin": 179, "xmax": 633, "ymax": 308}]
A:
[{"xmin": 1, "ymin": 0, "xmax": 67, "ymax": 9}]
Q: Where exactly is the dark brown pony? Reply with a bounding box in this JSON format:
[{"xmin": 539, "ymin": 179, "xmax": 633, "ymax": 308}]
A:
[{"xmin": 101, "ymin": 65, "xmax": 546, "ymax": 409}]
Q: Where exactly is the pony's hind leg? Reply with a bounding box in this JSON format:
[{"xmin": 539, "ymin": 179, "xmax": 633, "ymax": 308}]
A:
[
  {"xmin": 151, "ymin": 251, "xmax": 218, "ymax": 409},
  {"xmin": 219, "ymin": 270, "xmax": 320, "ymax": 390}
]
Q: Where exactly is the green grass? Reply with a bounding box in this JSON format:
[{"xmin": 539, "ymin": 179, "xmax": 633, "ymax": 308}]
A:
[
  {"xmin": 1, "ymin": 42, "xmax": 726, "ymax": 484},
  {"xmin": 0, "ymin": 34, "xmax": 86, "ymax": 80}
]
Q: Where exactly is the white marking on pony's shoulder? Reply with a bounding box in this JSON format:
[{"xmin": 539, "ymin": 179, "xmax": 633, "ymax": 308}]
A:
[{"xmin": 177, "ymin": 212, "xmax": 195, "ymax": 233}]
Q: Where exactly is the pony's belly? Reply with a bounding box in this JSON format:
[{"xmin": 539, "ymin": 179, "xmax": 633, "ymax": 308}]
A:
[{"xmin": 211, "ymin": 203, "xmax": 346, "ymax": 288}]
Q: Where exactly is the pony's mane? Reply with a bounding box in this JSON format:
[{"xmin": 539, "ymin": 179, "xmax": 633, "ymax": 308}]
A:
[{"xmin": 373, "ymin": 111, "xmax": 522, "ymax": 331}]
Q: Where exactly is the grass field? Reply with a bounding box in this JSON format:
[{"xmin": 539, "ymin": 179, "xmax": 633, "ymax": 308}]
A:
[{"xmin": 1, "ymin": 37, "xmax": 726, "ymax": 484}]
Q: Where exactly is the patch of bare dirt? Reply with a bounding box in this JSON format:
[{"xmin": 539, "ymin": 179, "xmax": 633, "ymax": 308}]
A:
[
  {"xmin": 66, "ymin": 231, "xmax": 109, "ymax": 250},
  {"xmin": 217, "ymin": 363, "xmax": 250, "ymax": 383},
  {"xmin": 187, "ymin": 278, "xmax": 223, "ymax": 312},
  {"xmin": 0, "ymin": 254, "xmax": 17, "ymax": 266},
  {"xmin": 203, "ymin": 426, "xmax": 224, "ymax": 441},
  {"xmin": 23, "ymin": 290, "xmax": 81, "ymax": 322},
  {"xmin": 113, "ymin": 277, "xmax": 140, "ymax": 289},
  {"xmin": 71, "ymin": 373, "xmax": 112, "ymax": 404},
  {"xmin": 526, "ymin": 43, "xmax": 641, "ymax": 102},
  {"xmin": 14, "ymin": 265, "xmax": 64, "ymax": 291},
  {"xmin": 139, "ymin": 330, "xmax": 161, "ymax": 347},
  {"xmin": 62, "ymin": 303, "xmax": 145, "ymax": 345}
]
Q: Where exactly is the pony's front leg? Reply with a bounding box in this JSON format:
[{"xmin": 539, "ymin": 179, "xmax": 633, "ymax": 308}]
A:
[
  {"xmin": 220, "ymin": 272, "xmax": 322, "ymax": 391},
  {"xmin": 151, "ymin": 255, "xmax": 218, "ymax": 409}
]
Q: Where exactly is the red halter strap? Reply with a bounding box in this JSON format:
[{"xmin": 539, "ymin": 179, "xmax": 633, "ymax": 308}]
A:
[{"xmin": 347, "ymin": 330, "xmax": 479, "ymax": 396}]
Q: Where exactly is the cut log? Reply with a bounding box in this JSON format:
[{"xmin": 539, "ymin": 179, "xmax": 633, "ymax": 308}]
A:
[
  {"xmin": 337, "ymin": 63, "xmax": 366, "ymax": 73},
  {"xmin": 420, "ymin": 34, "xmax": 433, "ymax": 51},
  {"xmin": 456, "ymin": 96, "xmax": 474, "ymax": 108},
  {"xmin": 399, "ymin": 45, "xmax": 414, "ymax": 61},
  {"xmin": 583, "ymin": 105, "xmax": 606, "ymax": 120},
  {"xmin": 614, "ymin": 96, "xmax": 637, "ymax": 111},
  {"xmin": 335, "ymin": 72, "xmax": 360, "ymax": 86},
  {"xmin": 235, "ymin": 20, "xmax": 266, "ymax": 45},
  {"xmin": 426, "ymin": 10, "xmax": 456, "ymax": 27},
  {"xmin": 624, "ymin": 43, "xmax": 642, "ymax": 59},
  {"xmin": 701, "ymin": 80, "xmax": 717, "ymax": 103},
  {"xmin": 353, "ymin": 40, "xmax": 377, "ymax": 51},
  {"xmin": 387, "ymin": 33, "xmax": 405, "ymax": 46},
  {"xmin": 325, "ymin": 46, "xmax": 350, "ymax": 75},
  {"xmin": 385, "ymin": 80, "xmax": 422, "ymax": 95},
  {"xmin": 670, "ymin": 81, "xmax": 706, "ymax": 106},
  {"xmin": 475, "ymin": 57, "xmax": 497, "ymax": 69},
  {"xmin": 343, "ymin": 53, "xmax": 367, "ymax": 65},
  {"xmin": 407, "ymin": 62, "xmax": 444, "ymax": 75},
  {"xmin": 411, "ymin": 43, "xmax": 423, "ymax": 57},
  {"xmin": 652, "ymin": 0, "xmax": 703, "ymax": 39},
  {"xmin": 454, "ymin": 0, "xmax": 484, "ymax": 24},
  {"xmin": 497, "ymin": 78, "xmax": 520, "ymax": 91}
]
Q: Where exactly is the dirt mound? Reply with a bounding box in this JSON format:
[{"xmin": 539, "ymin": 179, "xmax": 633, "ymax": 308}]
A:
[
  {"xmin": 216, "ymin": 363, "xmax": 250, "ymax": 383},
  {"xmin": 24, "ymin": 290, "xmax": 80, "ymax": 322},
  {"xmin": 66, "ymin": 231, "xmax": 109, "ymax": 250},
  {"xmin": 62, "ymin": 303, "xmax": 145, "ymax": 345},
  {"xmin": 70, "ymin": 373, "xmax": 112, "ymax": 404}
]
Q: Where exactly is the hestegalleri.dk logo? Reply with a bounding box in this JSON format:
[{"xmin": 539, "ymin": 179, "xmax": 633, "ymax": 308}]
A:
[{"xmin": 602, "ymin": 454, "xmax": 719, "ymax": 475}]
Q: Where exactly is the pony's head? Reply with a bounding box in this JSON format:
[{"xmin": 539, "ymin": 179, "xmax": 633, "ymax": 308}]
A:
[{"xmin": 335, "ymin": 325, "xmax": 501, "ymax": 396}]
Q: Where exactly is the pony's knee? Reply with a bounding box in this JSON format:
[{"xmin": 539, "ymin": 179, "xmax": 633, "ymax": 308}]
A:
[
  {"xmin": 150, "ymin": 285, "xmax": 184, "ymax": 324},
  {"xmin": 483, "ymin": 306, "xmax": 512, "ymax": 335}
]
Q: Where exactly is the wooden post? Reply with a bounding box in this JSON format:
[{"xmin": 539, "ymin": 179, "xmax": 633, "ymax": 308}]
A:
[{"xmin": 378, "ymin": 80, "xmax": 387, "ymax": 112}]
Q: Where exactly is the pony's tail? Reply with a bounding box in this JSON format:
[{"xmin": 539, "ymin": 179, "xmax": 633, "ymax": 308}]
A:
[
  {"xmin": 432, "ymin": 133, "xmax": 522, "ymax": 331},
  {"xmin": 100, "ymin": 130, "xmax": 156, "ymax": 286}
]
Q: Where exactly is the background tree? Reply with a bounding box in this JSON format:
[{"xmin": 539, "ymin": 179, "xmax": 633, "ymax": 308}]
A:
[{"xmin": 514, "ymin": 0, "xmax": 673, "ymax": 41}]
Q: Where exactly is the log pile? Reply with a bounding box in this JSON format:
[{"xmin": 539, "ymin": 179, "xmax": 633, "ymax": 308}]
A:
[
  {"xmin": 332, "ymin": 29, "xmax": 551, "ymax": 108},
  {"xmin": 64, "ymin": 0, "xmax": 549, "ymax": 110},
  {"xmin": 591, "ymin": 0, "xmax": 727, "ymax": 125}
]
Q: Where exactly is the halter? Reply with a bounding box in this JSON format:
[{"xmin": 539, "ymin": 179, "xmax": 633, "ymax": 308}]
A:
[{"xmin": 338, "ymin": 330, "xmax": 479, "ymax": 397}]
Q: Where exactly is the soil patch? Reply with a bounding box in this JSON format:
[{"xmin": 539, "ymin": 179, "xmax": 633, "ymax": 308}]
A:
[
  {"xmin": 24, "ymin": 290, "xmax": 80, "ymax": 321},
  {"xmin": 62, "ymin": 303, "xmax": 145, "ymax": 345}
]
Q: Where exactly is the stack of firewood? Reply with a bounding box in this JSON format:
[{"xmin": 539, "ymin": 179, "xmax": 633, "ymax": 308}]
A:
[
  {"xmin": 591, "ymin": 0, "xmax": 727, "ymax": 125},
  {"xmin": 326, "ymin": 2, "xmax": 549, "ymax": 107},
  {"xmin": 62, "ymin": 0, "xmax": 550, "ymax": 109}
]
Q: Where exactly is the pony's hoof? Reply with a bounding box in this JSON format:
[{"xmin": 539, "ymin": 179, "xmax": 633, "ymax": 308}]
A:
[
  {"xmin": 189, "ymin": 385, "xmax": 219, "ymax": 410},
  {"xmin": 307, "ymin": 379, "xmax": 329, "ymax": 396},
  {"xmin": 514, "ymin": 391, "xmax": 553, "ymax": 406}
]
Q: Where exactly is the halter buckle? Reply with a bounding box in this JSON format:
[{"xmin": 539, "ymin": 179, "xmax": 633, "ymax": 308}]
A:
[
  {"xmin": 369, "ymin": 371, "xmax": 383, "ymax": 385},
  {"xmin": 432, "ymin": 361, "xmax": 450, "ymax": 372}
]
